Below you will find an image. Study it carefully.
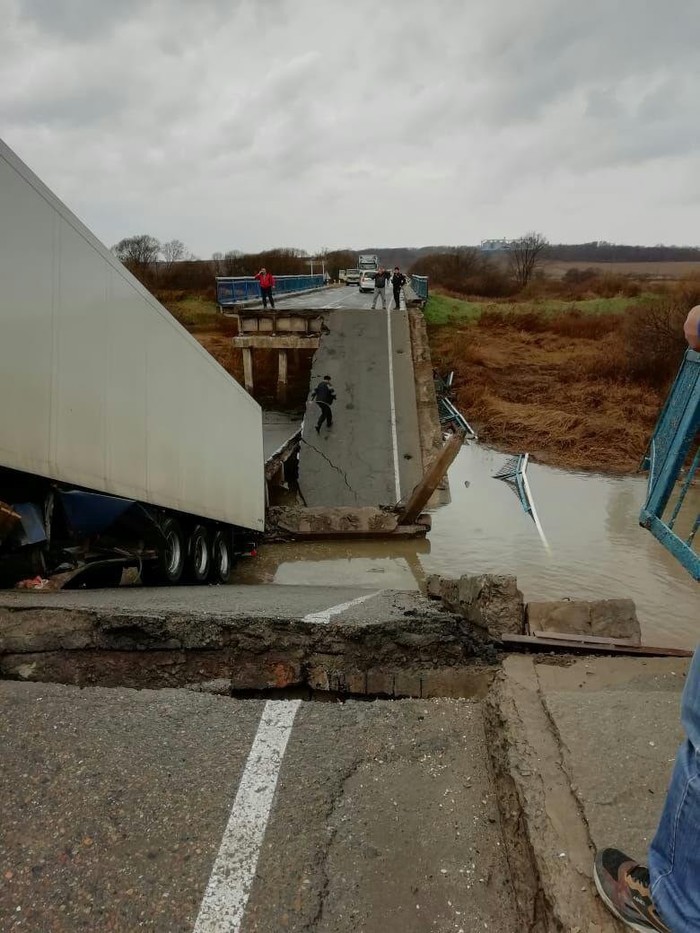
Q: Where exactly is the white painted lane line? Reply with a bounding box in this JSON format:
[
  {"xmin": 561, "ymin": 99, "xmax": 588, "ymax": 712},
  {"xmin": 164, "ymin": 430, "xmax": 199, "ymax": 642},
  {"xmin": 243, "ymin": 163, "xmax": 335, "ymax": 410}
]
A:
[
  {"xmin": 193, "ymin": 700, "xmax": 301, "ymax": 933},
  {"xmin": 386, "ymin": 306, "xmax": 402, "ymax": 502},
  {"xmin": 301, "ymin": 590, "xmax": 385, "ymax": 624}
]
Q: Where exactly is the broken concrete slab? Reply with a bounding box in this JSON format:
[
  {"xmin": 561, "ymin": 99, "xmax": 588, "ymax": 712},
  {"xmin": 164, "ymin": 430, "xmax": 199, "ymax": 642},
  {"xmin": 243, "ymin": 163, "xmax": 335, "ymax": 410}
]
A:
[
  {"xmin": 527, "ymin": 598, "xmax": 641, "ymax": 644},
  {"xmin": 424, "ymin": 573, "xmax": 524, "ymax": 637},
  {"xmin": 484, "ymin": 654, "xmax": 690, "ymax": 932},
  {"xmin": 457, "ymin": 573, "xmax": 525, "ymax": 637},
  {"xmin": 267, "ymin": 505, "xmax": 430, "ymax": 539},
  {"xmin": 0, "ymin": 590, "xmax": 499, "ymax": 694}
]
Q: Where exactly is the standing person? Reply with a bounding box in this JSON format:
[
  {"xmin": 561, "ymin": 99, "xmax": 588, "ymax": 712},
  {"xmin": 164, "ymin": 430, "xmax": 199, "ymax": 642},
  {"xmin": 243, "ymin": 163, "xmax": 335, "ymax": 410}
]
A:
[
  {"xmin": 391, "ymin": 266, "xmax": 407, "ymax": 310},
  {"xmin": 311, "ymin": 375, "xmax": 336, "ymax": 433},
  {"xmin": 594, "ymin": 310, "xmax": 700, "ymax": 933},
  {"xmin": 255, "ymin": 267, "xmax": 275, "ymax": 309},
  {"xmin": 371, "ymin": 267, "xmax": 391, "ymax": 310}
]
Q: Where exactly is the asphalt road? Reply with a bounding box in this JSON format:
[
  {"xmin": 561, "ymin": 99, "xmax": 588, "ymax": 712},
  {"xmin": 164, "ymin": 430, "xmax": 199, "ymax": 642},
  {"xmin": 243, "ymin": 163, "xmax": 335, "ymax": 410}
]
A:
[
  {"xmin": 262, "ymin": 412, "xmax": 301, "ymax": 460},
  {"xmin": 0, "ymin": 682, "xmax": 516, "ymax": 933},
  {"xmin": 298, "ymin": 308, "xmax": 423, "ymax": 508},
  {"xmin": 274, "ymin": 284, "xmax": 403, "ymax": 312},
  {"xmin": 0, "ymin": 584, "xmax": 430, "ymax": 624}
]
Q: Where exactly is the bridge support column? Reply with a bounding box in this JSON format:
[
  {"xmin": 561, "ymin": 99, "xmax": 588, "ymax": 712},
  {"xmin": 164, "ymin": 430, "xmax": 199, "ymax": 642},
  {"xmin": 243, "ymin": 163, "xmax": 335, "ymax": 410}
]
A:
[
  {"xmin": 277, "ymin": 349, "xmax": 288, "ymax": 404},
  {"xmin": 242, "ymin": 348, "xmax": 254, "ymax": 394}
]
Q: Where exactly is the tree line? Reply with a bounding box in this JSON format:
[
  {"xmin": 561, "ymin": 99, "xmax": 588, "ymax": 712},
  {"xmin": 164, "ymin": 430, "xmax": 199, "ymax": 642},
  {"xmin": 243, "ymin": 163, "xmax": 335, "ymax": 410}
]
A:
[{"xmin": 111, "ymin": 235, "xmax": 358, "ymax": 292}]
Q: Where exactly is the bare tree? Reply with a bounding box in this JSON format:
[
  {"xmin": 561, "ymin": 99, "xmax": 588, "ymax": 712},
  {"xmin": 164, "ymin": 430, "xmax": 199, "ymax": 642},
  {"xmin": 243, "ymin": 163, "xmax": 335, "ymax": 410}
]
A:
[
  {"xmin": 508, "ymin": 231, "xmax": 549, "ymax": 288},
  {"xmin": 161, "ymin": 238, "xmax": 187, "ymax": 268},
  {"xmin": 112, "ymin": 234, "xmax": 161, "ymax": 278}
]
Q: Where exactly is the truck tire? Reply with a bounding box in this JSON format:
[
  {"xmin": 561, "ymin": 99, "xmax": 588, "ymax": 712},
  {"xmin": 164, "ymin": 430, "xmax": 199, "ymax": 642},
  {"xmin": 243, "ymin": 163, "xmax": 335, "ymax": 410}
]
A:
[
  {"xmin": 210, "ymin": 528, "xmax": 233, "ymax": 584},
  {"xmin": 186, "ymin": 524, "xmax": 210, "ymax": 584},
  {"xmin": 142, "ymin": 515, "xmax": 185, "ymax": 585}
]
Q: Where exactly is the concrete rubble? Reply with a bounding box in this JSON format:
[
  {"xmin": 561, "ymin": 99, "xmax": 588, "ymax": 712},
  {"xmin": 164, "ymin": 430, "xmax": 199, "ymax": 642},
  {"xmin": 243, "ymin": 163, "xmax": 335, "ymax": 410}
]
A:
[
  {"xmin": 427, "ymin": 572, "xmax": 643, "ymax": 643},
  {"xmin": 266, "ymin": 505, "xmax": 431, "ymax": 540}
]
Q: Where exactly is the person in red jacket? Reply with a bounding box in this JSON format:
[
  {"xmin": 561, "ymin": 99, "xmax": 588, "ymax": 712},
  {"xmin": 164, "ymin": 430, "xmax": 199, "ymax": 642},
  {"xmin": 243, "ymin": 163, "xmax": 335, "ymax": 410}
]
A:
[{"xmin": 255, "ymin": 268, "xmax": 275, "ymax": 309}]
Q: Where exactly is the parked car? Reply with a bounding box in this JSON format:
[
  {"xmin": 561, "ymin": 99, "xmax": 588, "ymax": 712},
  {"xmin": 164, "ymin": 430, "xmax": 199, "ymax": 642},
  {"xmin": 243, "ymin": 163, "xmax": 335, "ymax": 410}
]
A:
[{"xmin": 359, "ymin": 271, "xmax": 376, "ymax": 293}]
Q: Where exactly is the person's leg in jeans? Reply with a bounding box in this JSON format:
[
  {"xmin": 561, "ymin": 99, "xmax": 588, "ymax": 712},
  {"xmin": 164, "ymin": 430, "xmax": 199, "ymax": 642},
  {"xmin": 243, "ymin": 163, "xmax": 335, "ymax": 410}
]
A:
[
  {"xmin": 315, "ymin": 402, "xmax": 332, "ymax": 432},
  {"xmin": 261, "ymin": 287, "xmax": 268, "ymax": 309},
  {"xmin": 269, "ymin": 288, "xmax": 275, "ymax": 309},
  {"xmin": 649, "ymin": 647, "xmax": 700, "ymax": 928},
  {"xmin": 371, "ymin": 287, "xmax": 380, "ymax": 309},
  {"xmin": 594, "ymin": 647, "xmax": 700, "ymax": 931},
  {"xmin": 393, "ymin": 287, "xmax": 401, "ymax": 310}
]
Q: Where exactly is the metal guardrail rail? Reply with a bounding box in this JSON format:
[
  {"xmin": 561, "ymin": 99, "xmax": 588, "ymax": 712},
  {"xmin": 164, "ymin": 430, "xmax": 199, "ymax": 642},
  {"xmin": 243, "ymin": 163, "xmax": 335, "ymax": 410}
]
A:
[
  {"xmin": 410, "ymin": 274, "xmax": 429, "ymax": 301},
  {"xmin": 639, "ymin": 348, "xmax": 700, "ymax": 580},
  {"xmin": 216, "ymin": 274, "xmax": 325, "ymax": 307}
]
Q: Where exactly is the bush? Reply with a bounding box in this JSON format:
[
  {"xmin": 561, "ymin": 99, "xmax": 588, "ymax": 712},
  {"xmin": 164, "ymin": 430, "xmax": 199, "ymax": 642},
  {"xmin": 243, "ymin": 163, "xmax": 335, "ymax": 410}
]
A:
[
  {"xmin": 409, "ymin": 249, "xmax": 515, "ymax": 298},
  {"xmin": 622, "ymin": 300, "xmax": 689, "ymax": 387}
]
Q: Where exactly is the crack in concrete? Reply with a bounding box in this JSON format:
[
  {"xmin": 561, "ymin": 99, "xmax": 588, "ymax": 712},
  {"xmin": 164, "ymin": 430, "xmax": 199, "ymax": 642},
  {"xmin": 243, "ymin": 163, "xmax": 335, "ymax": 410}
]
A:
[
  {"xmin": 307, "ymin": 755, "xmax": 366, "ymax": 931},
  {"xmin": 300, "ymin": 435, "xmax": 359, "ymax": 502}
]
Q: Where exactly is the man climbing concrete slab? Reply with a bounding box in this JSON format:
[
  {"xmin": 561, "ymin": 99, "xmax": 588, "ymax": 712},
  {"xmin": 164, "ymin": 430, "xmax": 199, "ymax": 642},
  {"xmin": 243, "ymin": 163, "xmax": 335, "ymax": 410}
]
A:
[{"xmin": 311, "ymin": 374, "xmax": 336, "ymax": 433}]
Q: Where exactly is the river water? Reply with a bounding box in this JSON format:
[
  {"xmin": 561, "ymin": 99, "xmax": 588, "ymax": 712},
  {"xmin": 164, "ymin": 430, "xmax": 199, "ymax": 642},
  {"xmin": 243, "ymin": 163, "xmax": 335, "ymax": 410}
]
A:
[{"xmin": 241, "ymin": 441, "xmax": 698, "ymax": 649}]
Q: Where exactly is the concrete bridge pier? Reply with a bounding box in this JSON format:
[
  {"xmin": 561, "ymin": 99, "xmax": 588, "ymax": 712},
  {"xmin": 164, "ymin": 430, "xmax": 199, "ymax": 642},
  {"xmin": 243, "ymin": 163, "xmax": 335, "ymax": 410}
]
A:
[
  {"xmin": 277, "ymin": 349, "xmax": 288, "ymax": 404},
  {"xmin": 242, "ymin": 347, "xmax": 254, "ymax": 394}
]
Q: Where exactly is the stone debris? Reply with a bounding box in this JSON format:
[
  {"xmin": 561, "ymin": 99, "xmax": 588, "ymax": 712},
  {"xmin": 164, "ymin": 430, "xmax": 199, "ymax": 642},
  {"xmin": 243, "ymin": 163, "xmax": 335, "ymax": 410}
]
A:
[{"xmin": 427, "ymin": 573, "xmax": 642, "ymax": 644}]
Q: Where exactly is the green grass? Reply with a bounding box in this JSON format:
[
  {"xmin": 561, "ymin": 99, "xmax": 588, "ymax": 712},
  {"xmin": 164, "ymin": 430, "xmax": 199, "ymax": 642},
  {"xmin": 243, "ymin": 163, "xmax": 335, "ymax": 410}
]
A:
[
  {"xmin": 162, "ymin": 296, "xmax": 222, "ymax": 328},
  {"xmin": 424, "ymin": 293, "xmax": 656, "ymax": 325}
]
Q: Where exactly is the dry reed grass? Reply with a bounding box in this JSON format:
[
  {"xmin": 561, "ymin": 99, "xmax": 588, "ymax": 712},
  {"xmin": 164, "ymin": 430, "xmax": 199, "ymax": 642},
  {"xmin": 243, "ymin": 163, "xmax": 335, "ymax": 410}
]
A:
[{"xmin": 429, "ymin": 312, "xmax": 666, "ymax": 473}]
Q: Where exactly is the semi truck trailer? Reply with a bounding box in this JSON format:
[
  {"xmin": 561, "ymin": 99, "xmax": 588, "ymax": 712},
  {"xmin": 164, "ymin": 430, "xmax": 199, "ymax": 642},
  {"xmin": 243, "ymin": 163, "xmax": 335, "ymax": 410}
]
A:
[
  {"xmin": 358, "ymin": 254, "xmax": 379, "ymax": 272},
  {"xmin": 0, "ymin": 139, "xmax": 265, "ymax": 587}
]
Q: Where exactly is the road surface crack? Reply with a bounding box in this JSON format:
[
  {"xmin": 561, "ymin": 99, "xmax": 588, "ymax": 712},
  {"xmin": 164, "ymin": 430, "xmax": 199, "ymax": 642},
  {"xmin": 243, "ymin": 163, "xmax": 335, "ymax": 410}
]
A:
[{"xmin": 300, "ymin": 436, "xmax": 358, "ymax": 501}]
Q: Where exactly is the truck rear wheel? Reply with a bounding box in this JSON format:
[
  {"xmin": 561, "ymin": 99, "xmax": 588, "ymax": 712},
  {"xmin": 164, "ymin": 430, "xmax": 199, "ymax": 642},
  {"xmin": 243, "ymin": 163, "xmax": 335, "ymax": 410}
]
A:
[
  {"xmin": 209, "ymin": 528, "xmax": 232, "ymax": 584},
  {"xmin": 141, "ymin": 515, "xmax": 185, "ymax": 585},
  {"xmin": 186, "ymin": 524, "xmax": 210, "ymax": 583}
]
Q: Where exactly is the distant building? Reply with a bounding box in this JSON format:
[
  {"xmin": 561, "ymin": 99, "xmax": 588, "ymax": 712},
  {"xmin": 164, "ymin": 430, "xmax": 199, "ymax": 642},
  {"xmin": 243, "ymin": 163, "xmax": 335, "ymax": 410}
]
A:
[{"xmin": 479, "ymin": 238, "xmax": 512, "ymax": 252}]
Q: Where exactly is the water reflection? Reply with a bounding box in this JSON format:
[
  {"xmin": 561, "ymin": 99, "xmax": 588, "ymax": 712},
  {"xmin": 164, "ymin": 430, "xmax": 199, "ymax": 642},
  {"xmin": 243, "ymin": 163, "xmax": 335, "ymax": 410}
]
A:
[{"xmin": 237, "ymin": 444, "xmax": 698, "ymax": 648}]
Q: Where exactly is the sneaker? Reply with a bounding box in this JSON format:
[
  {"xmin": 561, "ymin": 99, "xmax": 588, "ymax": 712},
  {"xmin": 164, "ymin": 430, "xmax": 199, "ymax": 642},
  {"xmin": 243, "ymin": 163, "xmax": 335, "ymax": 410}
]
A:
[{"xmin": 593, "ymin": 849, "xmax": 670, "ymax": 932}]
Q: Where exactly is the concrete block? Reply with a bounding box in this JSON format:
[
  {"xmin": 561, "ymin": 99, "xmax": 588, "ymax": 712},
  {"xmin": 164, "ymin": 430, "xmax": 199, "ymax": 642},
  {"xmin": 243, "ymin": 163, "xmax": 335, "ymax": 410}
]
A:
[
  {"xmin": 527, "ymin": 601, "xmax": 590, "ymax": 636},
  {"xmin": 425, "ymin": 574, "xmax": 443, "ymax": 599},
  {"xmin": 589, "ymin": 599, "xmax": 641, "ymax": 643},
  {"xmin": 392, "ymin": 670, "xmax": 423, "ymax": 697},
  {"xmin": 456, "ymin": 574, "xmax": 524, "ymax": 637},
  {"xmin": 439, "ymin": 577, "xmax": 460, "ymax": 612},
  {"xmin": 365, "ymin": 670, "xmax": 396, "ymax": 696},
  {"xmin": 527, "ymin": 598, "xmax": 641, "ymax": 644}
]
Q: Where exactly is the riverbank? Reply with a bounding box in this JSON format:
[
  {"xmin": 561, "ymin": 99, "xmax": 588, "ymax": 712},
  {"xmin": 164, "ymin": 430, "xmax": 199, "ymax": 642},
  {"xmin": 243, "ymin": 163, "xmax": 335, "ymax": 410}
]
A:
[{"xmin": 426, "ymin": 293, "xmax": 670, "ymax": 473}]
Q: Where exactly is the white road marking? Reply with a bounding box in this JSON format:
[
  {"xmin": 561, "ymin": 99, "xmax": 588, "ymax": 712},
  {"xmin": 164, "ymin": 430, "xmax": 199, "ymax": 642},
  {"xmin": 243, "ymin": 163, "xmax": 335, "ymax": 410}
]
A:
[
  {"xmin": 301, "ymin": 590, "xmax": 384, "ymax": 624},
  {"xmin": 386, "ymin": 306, "xmax": 402, "ymax": 502},
  {"xmin": 193, "ymin": 700, "xmax": 301, "ymax": 933}
]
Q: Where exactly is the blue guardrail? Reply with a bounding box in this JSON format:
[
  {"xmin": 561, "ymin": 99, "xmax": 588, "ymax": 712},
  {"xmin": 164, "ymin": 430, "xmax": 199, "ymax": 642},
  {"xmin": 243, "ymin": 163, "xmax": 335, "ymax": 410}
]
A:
[
  {"xmin": 410, "ymin": 274, "xmax": 429, "ymax": 301},
  {"xmin": 216, "ymin": 275, "xmax": 325, "ymax": 307},
  {"xmin": 639, "ymin": 348, "xmax": 700, "ymax": 580}
]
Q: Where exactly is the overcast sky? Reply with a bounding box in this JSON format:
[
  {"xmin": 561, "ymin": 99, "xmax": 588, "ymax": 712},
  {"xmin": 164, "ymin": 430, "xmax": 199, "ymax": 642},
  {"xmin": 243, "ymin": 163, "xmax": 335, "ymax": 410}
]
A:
[{"xmin": 3, "ymin": 0, "xmax": 700, "ymax": 256}]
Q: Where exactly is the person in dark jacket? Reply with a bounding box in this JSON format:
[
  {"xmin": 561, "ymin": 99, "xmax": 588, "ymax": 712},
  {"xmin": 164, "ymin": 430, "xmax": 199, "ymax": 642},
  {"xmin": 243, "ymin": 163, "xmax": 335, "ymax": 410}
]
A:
[
  {"xmin": 391, "ymin": 267, "xmax": 407, "ymax": 310},
  {"xmin": 311, "ymin": 375, "xmax": 336, "ymax": 433},
  {"xmin": 371, "ymin": 267, "xmax": 391, "ymax": 310},
  {"xmin": 255, "ymin": 268, "xmax": 275, "ymax": 309}
]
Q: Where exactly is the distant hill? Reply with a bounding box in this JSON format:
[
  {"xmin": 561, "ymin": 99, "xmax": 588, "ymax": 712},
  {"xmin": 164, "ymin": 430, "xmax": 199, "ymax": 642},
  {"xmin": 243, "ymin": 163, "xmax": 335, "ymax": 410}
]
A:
[
  {"xmin": 356, "ymin": 246, "xmax": 469, "ymax": 270},
  {"xmin": 359, "ymin": 243, "xmax": 700, "ymax": 268}
]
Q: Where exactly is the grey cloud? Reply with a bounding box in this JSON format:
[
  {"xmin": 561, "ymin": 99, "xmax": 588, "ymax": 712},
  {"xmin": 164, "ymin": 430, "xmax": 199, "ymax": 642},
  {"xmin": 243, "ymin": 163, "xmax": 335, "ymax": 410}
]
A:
[
  {"xmin": 18, "ymin": 0, "xmax": 143, "ymax": 39},
  {"xmin": 4, "ymin": 0, "xmax": 700, "ymax": 253}
]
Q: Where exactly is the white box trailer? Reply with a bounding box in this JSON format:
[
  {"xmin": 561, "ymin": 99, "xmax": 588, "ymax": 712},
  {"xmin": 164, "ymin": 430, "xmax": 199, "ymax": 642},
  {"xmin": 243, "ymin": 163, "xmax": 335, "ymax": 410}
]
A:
[{"xmin": 0, "ymin": 139, "xmax": 264, "ymax": 586}]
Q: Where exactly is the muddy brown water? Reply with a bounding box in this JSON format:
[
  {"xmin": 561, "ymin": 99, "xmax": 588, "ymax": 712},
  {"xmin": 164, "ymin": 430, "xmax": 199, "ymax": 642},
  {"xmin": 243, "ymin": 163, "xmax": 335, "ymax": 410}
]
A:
[{"xmin": 241, "ymin": 443, "xmax": 698, "ymax": 649}]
